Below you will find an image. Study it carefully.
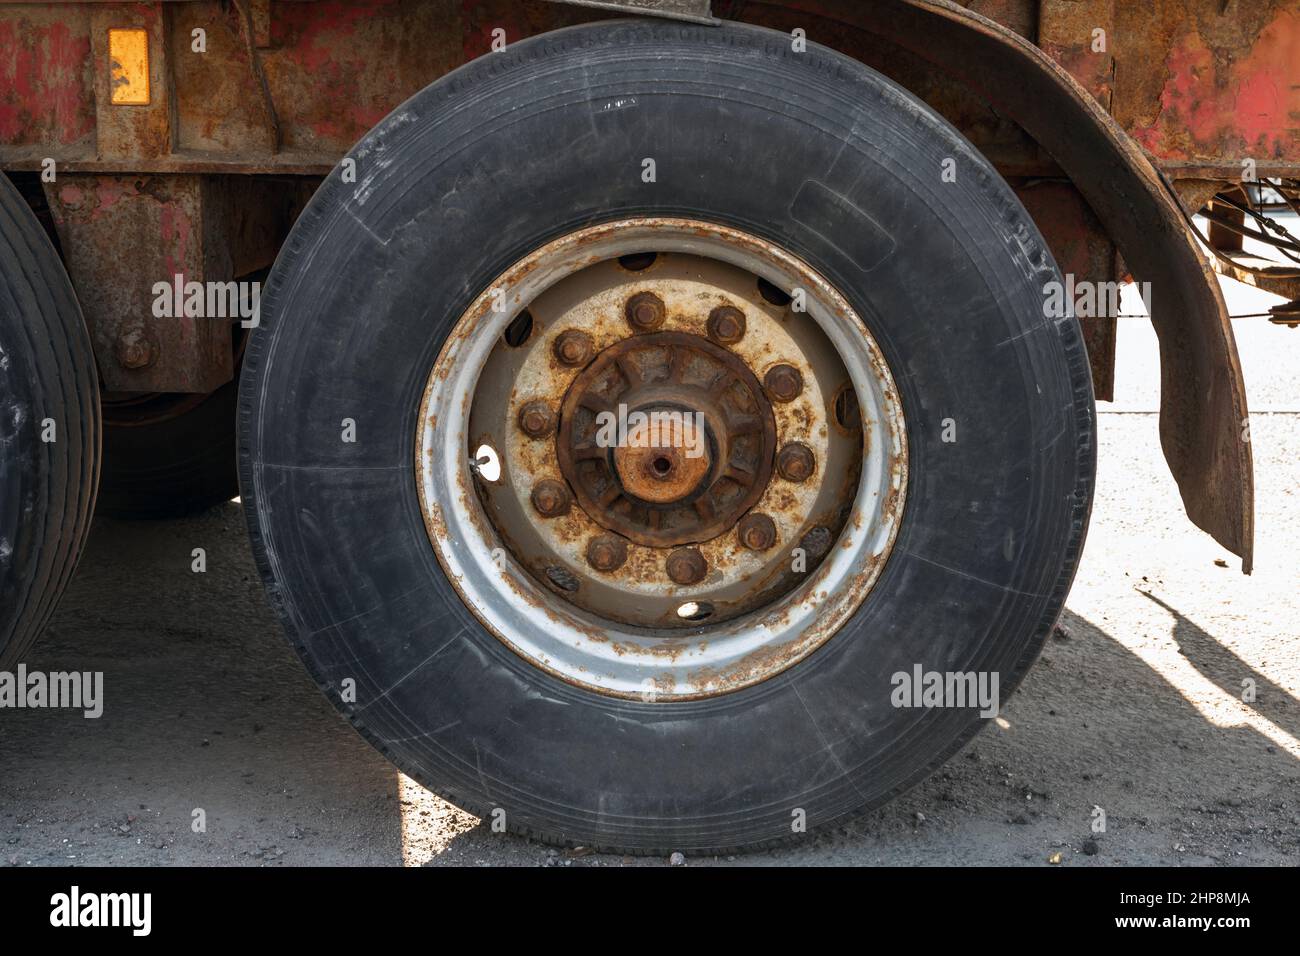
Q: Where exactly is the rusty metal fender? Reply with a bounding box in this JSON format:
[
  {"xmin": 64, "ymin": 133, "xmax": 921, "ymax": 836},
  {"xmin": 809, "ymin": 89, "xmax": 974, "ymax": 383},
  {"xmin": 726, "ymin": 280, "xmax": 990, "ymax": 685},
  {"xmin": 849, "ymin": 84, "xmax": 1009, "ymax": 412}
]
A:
[{"xmin": 817, "ymin": 0, "xmax": 1255, "ymax": 572}]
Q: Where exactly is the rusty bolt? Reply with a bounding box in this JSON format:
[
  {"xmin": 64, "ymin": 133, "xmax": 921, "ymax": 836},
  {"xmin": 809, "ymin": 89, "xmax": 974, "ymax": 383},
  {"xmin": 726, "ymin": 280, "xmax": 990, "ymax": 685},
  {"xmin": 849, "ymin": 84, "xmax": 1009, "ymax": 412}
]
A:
[
  {"xmin": 764, "ymin": 363, "xmax": 804, "ymax": 403},
  {"xmin": 737, "ymin": 513, "xmax": 777, "ymax": 551},
  {"xmin": 706, "ymin": 305, "xmax": 746, "ymax": 346},
  {"xmin": 552, "ymin": 329, "xmax": 594, "ymax": 367},
  {"xmin": 530, "ymin": 479, "xmax": 571, "ymax": 518},
  {"xmin": 625, "ymin": 291, "xmax": 666, "ymax": 333},
  {"xmin": 586, "ymin": 534, "xmax": 629, "ymax": 573},
  {"xmin": 666, "ymin": 547, "xmax": 708, "ymax": 586},
  {"xmin": 517, "ymin": 401, "xmax": 556, "ymax": 439},
  {"xmin": 115, "ymin": 330, "xmax": 158, "ymax": 370},
  {"xmin": 776, "ymin": 442, "xmax": 816, "ymax": 482}
]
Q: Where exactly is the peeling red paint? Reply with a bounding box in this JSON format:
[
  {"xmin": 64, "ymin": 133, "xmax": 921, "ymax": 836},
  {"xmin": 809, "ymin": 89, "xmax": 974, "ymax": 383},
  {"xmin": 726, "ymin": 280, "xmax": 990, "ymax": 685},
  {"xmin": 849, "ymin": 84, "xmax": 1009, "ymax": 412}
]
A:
[
  {"xmin": 1133, "ymin": 9, "xmax": 1300, "ymax": 161},
  {"xmin": 159, "ymin": 199, "xmax": 194, "ymax": 280},
  {"xmin": 0, "ymin": 17, "xmax": 93, "ymax": 146}
]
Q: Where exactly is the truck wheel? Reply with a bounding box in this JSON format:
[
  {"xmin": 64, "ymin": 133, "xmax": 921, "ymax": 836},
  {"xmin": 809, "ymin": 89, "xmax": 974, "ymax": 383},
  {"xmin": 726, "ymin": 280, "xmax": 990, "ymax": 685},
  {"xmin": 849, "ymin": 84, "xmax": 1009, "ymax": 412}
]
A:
[
  {"xmin": 0, "ymin": 174, "xmax": 100, "ymax": 669},
  {"xmin": 240, "ymin": 20, "xmax": 1094, "ymax": 853}
]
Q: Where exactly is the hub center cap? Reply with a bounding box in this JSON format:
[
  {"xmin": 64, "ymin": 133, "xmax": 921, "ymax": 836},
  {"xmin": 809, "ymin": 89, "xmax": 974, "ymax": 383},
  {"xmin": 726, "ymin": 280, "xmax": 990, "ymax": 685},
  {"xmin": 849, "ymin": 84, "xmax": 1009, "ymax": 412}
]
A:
[
  {"xmin": 557, "ymin": 331, "xmax": 776, "ymax": 548},
  {"xmin": 613, "ymin": 410, "xmax": 712, "ymax": 504}
]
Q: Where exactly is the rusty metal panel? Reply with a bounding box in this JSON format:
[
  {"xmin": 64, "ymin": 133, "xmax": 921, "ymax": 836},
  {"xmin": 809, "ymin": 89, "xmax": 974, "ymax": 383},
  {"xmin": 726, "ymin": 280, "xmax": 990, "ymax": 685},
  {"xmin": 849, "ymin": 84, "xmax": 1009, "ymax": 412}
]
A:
[
  {"xmin": 169, "ymin": 2, "xmax": 277, "ymax": 156},
  {"xmin": 544, "ymin": 0, "xmax": 715, "ymax": 23},
  {"xmin": 1110, "ymin": 0, "xmax": 1300, "ymax": 173},
  {"xmin": 1, "ymin": 0, "xmax": 1299, "ymax": 183},
  {"xmin": 1037, "ymin": 0, "xmax": 1115, "ymax": 107},
  {"xmin": 0, "ymin": 4, "xmax": 95, "ymax": 153}
]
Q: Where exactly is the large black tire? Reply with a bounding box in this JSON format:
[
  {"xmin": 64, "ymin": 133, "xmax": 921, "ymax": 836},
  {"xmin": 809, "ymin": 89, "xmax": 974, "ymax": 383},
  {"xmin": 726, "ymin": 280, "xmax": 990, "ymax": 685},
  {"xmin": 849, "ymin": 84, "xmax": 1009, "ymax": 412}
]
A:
[
  {"xmin": 240, "ymin": 20, "xmax": 1094, "ymax": 853},
  {"xmin": 0, "ymin": 174, "xmax": 100, "ymax": 670}
]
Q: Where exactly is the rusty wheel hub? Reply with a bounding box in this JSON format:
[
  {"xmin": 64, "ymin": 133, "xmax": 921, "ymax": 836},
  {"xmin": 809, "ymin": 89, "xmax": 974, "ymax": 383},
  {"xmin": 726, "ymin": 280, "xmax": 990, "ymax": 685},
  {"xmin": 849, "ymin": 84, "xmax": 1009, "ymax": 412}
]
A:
[
  {"xmin": 416, "ymin": 219, "xmax": 906, "ymax": 700},
  {"xmin": 557, "ymin": 332, "xmax": 776, "ymax": 547}
]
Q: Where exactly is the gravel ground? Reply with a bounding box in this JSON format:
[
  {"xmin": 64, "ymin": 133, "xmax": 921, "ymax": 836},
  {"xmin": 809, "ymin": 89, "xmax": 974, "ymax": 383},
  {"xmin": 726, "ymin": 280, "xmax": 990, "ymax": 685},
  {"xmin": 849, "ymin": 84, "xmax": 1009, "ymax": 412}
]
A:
[{"xmin": 1, "ymin": 284, "xmax": 1296, "ymax": 867}]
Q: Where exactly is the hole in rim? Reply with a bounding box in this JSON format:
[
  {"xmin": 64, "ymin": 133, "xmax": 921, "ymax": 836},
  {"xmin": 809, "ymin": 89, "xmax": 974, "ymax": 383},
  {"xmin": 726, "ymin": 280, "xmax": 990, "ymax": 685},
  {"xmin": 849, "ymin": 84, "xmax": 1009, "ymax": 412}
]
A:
[
  {"xmin": 676, "ymin": 601, "xmax": 713, "ymax": 621},
  {"xmin": 652, "ymin": 456, "xmax": 672, "ymax": 475},
  {"xmin": 757, "ymin": 277, "xmax": 793, "ymax": 306},
  {"xmin": 472, "ymin": 443, "xmax": 502, "ymax": 482},
  {"xmin": 618, "ymin": 251, "xmax": 658, "ymax": 272},
  {"xmin": 833, "ymin": 384, "xmax": 862, "ymax": 432},
  {"xmin": 503, "ymin": 309, "xmax": 534, "ymax": 348},
  {"xmin": 545, "ymin": 566, "xmax": 580, "ymax": 593}
]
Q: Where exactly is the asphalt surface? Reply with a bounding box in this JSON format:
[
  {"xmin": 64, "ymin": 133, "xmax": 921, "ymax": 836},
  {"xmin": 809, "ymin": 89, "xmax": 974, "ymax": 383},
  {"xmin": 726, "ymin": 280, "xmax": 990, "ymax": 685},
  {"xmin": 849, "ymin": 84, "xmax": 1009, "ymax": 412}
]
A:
[{"xmin": 1, "ymin": 281, "xmax": 1297, "ymax": 867}]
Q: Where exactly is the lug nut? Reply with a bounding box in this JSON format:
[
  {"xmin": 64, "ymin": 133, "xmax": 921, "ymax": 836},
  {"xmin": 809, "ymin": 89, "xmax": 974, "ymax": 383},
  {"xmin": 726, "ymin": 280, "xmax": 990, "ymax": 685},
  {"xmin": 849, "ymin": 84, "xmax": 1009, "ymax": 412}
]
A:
[
  {"xmin": 586, "ymin": 534, "xmax": 628, "ymax": 572},
  {"xmin": 553, "ymin": 329, "xmax": 594, "ymax": 367},
  {"xmin": 706, "ymin": 305, "xmax": 746, "ymax": 346},
  {"xmin": 776, "ymin": 442, "xmax": 815, "ymax": 482},
  {"xmin": 666, "ymin": 547, "xmax": 708, "ymax": 586},
  {"xmin": 764, "ymin": 363, "xmax": 804, "ymax": 403},
  {"xmin": 625, "ymin": 291, "xmax": 666, "ymax": 333},
  {"xmin": 517, "ymin": 401, "xmax": 556, "ymax": 439},
  {"xmin": 530, "ymin": 479, "xmax": 571, "ymax": 518},
  {"xmin": 737, "ymin": 513, "xmax": 777, "ymax": 551}
]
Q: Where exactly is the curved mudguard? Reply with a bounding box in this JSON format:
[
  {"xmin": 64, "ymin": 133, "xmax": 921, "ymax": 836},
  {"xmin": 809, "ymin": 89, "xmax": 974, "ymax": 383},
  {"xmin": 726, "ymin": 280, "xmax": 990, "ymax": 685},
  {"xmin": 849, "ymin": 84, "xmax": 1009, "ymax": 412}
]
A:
[{"xmin": 865, "ymin": 0, "xmax": 1253, "ymax": 572}]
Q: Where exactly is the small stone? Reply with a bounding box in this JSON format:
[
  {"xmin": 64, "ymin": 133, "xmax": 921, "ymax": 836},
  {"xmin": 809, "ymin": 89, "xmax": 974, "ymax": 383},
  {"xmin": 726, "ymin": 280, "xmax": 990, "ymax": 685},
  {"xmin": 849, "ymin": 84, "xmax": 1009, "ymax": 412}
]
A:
[
  {"xmin": 1052, "ymin": 624, "xmax": 1072, "ymax": 641},
  {"xmin": 1082, "ymin": 839, "xmax": 1099, "ymax": 856},
  {"xmin": 669, "ymin": 851, "xmax": 686, "ymax": 866},
  {"xmin": 1048, "ymin": 851, "xmax": 1063, "ymax": 864},
  {"xmin": 1214, "ymin": 558, "xmax": 1228, "ymax": 568}
]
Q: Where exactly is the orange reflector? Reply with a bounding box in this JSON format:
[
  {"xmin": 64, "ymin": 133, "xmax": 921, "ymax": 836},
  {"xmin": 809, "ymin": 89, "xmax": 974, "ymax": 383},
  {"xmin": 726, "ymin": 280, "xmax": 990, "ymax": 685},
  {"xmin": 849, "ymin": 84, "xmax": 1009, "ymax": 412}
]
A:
[{"xmin": 108, "ymin": 28, "xmax": 150, "ymax": 105}]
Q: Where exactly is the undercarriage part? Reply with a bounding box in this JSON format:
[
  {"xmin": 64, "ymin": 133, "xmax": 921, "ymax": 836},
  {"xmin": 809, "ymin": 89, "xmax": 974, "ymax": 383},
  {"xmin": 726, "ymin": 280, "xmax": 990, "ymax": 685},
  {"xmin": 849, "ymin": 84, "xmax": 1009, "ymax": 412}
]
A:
[
  {"xmin": 1200, "ymin": 179, "xmax": 1300, "ymax": 309},
  {"xmin": 96, "ymin": 375, "xmax": 240, "ymax": 518},
  {"xmin": 42, "ymin": 173, "xmax": 313, "ymax": 394}
]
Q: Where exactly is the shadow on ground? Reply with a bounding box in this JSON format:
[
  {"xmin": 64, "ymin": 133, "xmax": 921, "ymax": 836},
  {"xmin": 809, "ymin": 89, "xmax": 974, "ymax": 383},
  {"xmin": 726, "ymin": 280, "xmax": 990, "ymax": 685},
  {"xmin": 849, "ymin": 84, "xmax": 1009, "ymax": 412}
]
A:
[{"xmin": 1, "ymin": 497, "xmax": 1294, "ymax": 866}]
